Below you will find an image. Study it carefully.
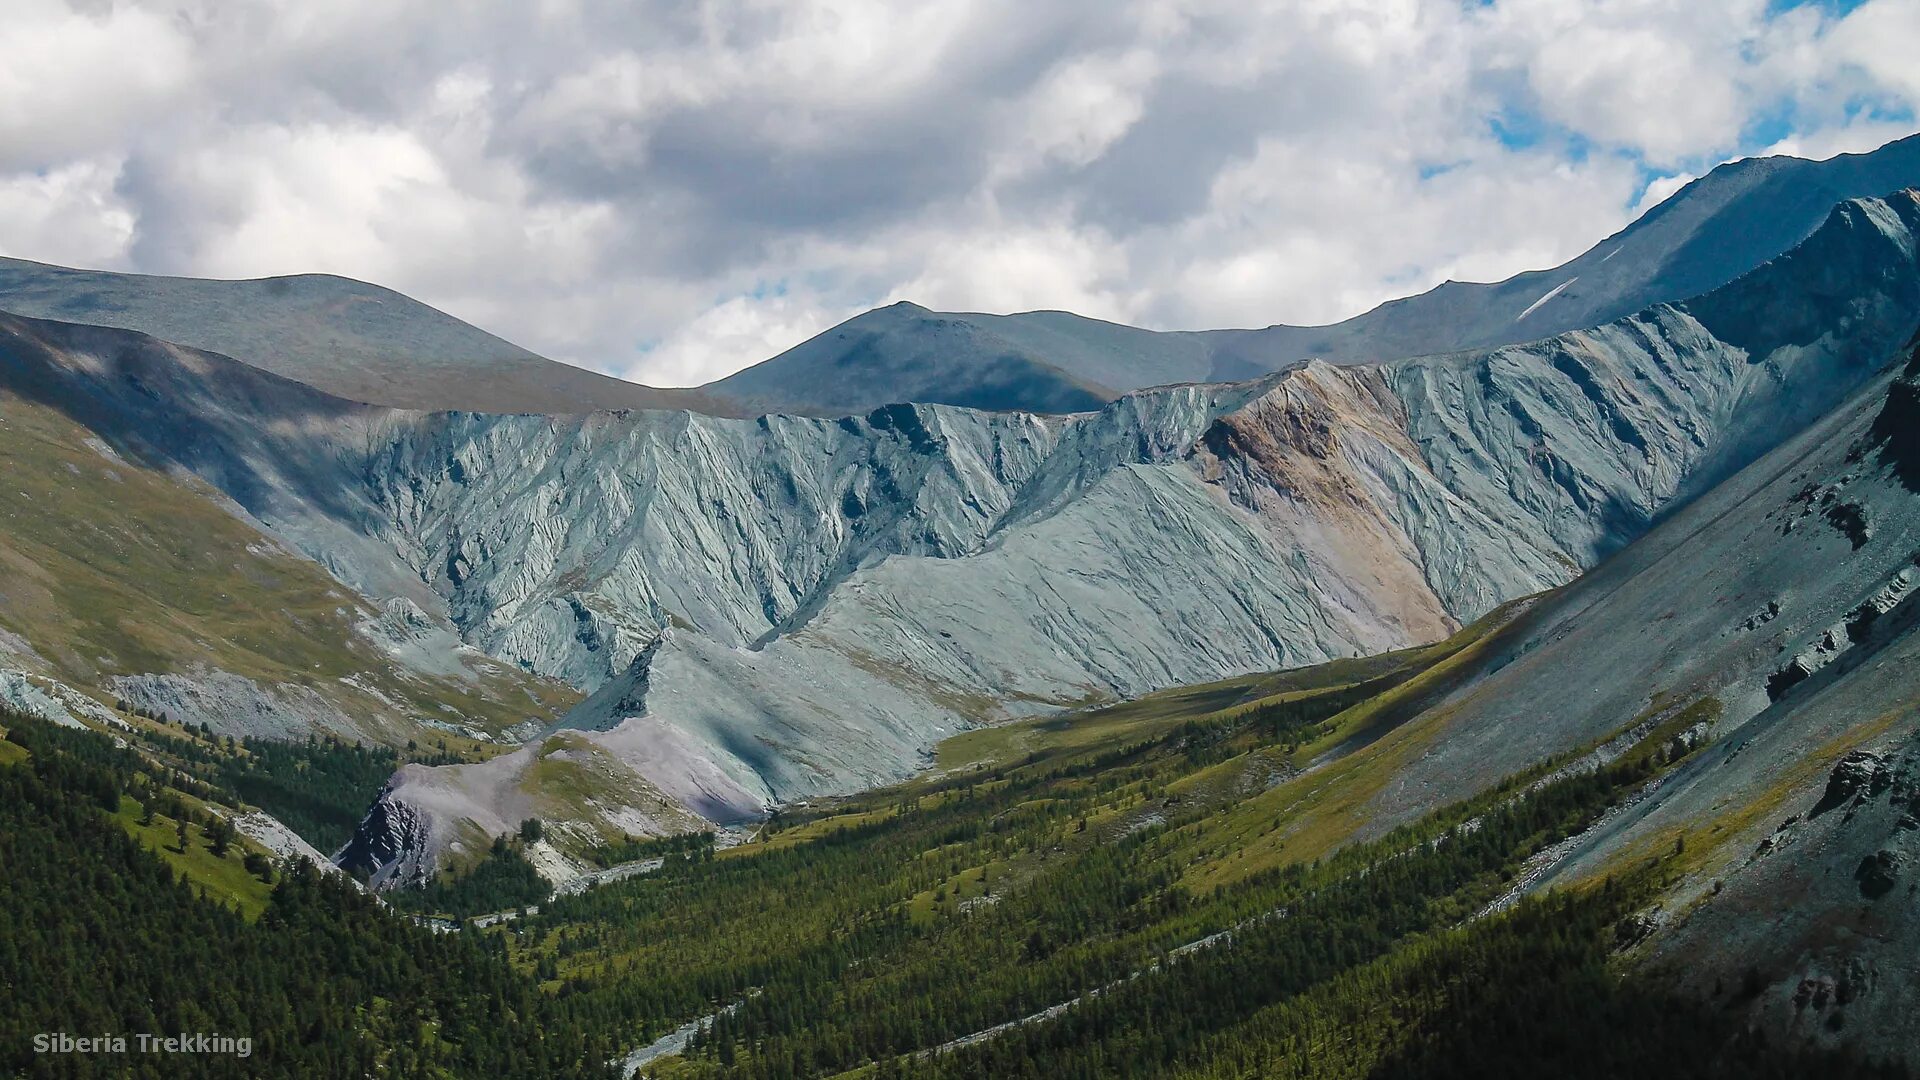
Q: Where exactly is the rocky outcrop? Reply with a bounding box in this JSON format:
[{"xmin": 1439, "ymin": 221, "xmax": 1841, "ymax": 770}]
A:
[
  {"xmin": 1871, "ymin": 338, "xmax": 1920, "ymax": 491},
  {"xmin": 1767, "ymin": 565, "xmax": 1920, "ymax": 701},
  {"xmin": 1855, "ymin": 849, "xmax": 1904, "ymax": 898},
  {"xmin": 335, "ymin": 778, "xmax": 436, "ymax": 887},
  {"xmin": 1817, "ymin": 750, "xmax": 1895, "ymax": 816}
]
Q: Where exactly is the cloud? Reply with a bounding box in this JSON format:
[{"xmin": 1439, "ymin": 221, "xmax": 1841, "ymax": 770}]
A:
[
  {"xmin": 0, "ymin": 0, "xmax": 196, "ymax": 171},
  {"xmin": 1824, "ymin": 0, "xmax": 1920, "ymax": 103},
  {"xmin": 0, "ymin": 0, "xmax": 1915, "ymax": 387},
  {"xmin": 1632, "ymin": 172, "xmax": 1698, "ymax": 216},
  {"xmin": 0, "ymin": 160, "xmax": 136, "ymax": 270},
  {"xmin": 889, "ymin": 220, "xmax": 1137, "ymax": 321},
  {"xmin": 1488, "ymin": 0, "xmax": 1768, "ymax": 167},
  {"xmin": 640, "ymin": 289, "xmax": 865, "ymax": 388}
]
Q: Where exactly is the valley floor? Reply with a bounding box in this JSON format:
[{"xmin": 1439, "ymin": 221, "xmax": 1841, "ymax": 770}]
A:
[
  {"xmin": 3, "ymin": 583, "xmax": 1916, "ymax": 1078},
  {"xmin": 474, "ymin": 606, "xmax": 1908, "ymax": 1079}
]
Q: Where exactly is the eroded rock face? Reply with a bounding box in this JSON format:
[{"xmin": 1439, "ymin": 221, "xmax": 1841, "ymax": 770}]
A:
[
  {"xmin": 113, "ymin": 669, "xmax": 356, "ymax": 742},
  {"xmin": 0, "ymin": 671, "xmax": 85, "ymax": 729},
  {"xmin": 7, "ymin": 191, "xmax": 1920, "ymax": 882}
]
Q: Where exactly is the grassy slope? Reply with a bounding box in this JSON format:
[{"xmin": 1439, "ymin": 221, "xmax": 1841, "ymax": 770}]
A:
[
  {"xmin": 931, "ymin": 645, "xmax": 1430, "ymax": 778},
  {"xmin": 1176, "ymin": 598, "xmax": 1539, "ymax": 890},
  {"xmin": 112, "ymin": 795, "xmax": 276, "ymax": 919},
  {"xmin": 520, "ymin": 733, "xmax": 711, "ymax": 849},
  {"xmin": 0, "ymin": 729, "xmax": 275, "ymax": 918}
]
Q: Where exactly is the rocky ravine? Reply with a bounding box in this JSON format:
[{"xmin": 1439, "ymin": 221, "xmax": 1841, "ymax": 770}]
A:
[{"xmin": 3, "ymin": 191, "xmax": 1917, "ymax": 884}]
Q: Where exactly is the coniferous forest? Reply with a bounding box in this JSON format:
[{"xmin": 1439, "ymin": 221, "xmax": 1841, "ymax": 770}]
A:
[
  {"xmin": 1, "ymin": 634, "xmax": 1906, "ymax": 1080},
  {"xmin": 0, "ymin": 707, "xmax": 610, "ymax": 1078}
]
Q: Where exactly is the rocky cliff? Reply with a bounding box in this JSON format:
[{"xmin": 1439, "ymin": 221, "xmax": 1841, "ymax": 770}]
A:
[{"xmin": 319, "ymin": 189, "xmax": 1920, "ymax": 879}]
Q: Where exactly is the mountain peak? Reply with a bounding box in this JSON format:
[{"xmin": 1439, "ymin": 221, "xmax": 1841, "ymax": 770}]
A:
[
  {"xmin": 695, "ymin": 134, "xmax": 1920, "ymax": 417},
  {"xmin": 0, "ymin": 256, "xmax": 736, "ymax": 416}
]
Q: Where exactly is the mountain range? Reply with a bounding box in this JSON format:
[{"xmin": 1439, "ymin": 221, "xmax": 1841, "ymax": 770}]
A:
[
  {"xmin": 715, "ymin": 134, "xmax": 1920, "ymax": 415},
  {"xmin": 4, "ymin": 133, "xmax": 1920, "ymax": 1072},
  {"xmin": 7, "ymin": 134, "xmax": 1919, "ymax": 420}
]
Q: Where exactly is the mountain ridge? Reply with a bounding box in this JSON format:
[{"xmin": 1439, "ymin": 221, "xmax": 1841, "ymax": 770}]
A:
[
  {"xmin": 0, "ymin": 256, "xmax": 742, "ymax": 416},
  {"xmin": 331, "ymin": 184, "xmax": 1920, "ymax": 877},
  {"xmin": 7, "ymin": 134, "xmax": 1918, "ymax": 423},
  {"xmin": 714, "ymin": 133, "xmax": 1920, "ymax": 414},
  {"xmin": 8, "ymin": 187, "xmax": 1915, "ymax": 884}
]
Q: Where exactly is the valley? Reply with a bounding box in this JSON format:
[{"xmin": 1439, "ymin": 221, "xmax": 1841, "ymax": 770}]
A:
[
  {"xmin": 6, "ymin": 184, "xmax": 1918, "ymax": 886},
  {"xmin": 2, "ymin": 131, "xmax": 1920, "ymax": 1076}
]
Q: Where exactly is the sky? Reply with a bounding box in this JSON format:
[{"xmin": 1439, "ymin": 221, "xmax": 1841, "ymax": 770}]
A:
[{"xmin": 2, "ymin": 1, "xmax": 1916, "ymax": 387}]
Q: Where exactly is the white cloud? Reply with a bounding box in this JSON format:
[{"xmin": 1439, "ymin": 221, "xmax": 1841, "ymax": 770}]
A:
[
  {"xmin": 0, "ymin": 0, "xmax": 1915, "ymax": 387},
  {"xmin": 1162, "ymin": 136, "xmax": 1640, "ymax": 328},
  {"xmin": 1633, "ymin": 172, "xmax": 1697, "ymax": 216},
  {"xmin": 636, "ymin": 290, "xmax": 864, "ymax": 387},
  {"xmin": 138, "ymin": 124, "xmax": 453, "ymax": 280},
  {"xmin": 1761, "ymin": 119, "xmax": 1920, "ymax": 164},
  {"xmin": 997, "ymin": 50, "xmax": 1160, "ymax": 177},
  {"xmin": 1489, "ymin": 0, "xmax": 1771, "ymax": 167},
  {"xmin": 0, "ymin": 0, "xmax": 196, "ymax": 171},
  {"xmin": 0, "ymin": 160, "xmax": 136, "ymax": 270},
  {"xmin": 1825, "ymin": 0, "xmax": 1920, "ymax": 103},
  {"xmin": 886, "ymin": 221, "xmax": 1136, "ymax": 322}
]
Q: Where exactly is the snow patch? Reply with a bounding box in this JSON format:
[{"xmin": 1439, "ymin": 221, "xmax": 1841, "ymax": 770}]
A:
[{"xmin": 1515, "ymin": 276, "xmax": 1578, "ymax": 322}]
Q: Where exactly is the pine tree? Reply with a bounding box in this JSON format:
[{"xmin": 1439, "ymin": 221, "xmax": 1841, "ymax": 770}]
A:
[{"xmin": 207, "ymin": 816, "xmax": 233, "ymax": 858}]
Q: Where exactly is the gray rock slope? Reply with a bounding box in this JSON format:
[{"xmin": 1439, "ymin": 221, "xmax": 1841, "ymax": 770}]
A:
[
  {"xmin": 0, "ymin": 257, "xmax": 734, "ymax": 415},
  {"xmin": 6, "ymin": 187, "xmax": 1918, "ymax": 880},
  {"xmin": 1303, "ymin": 333, "xmax": 1920, "ymax": 1065},
  {"xmin": 712, "ymin": 133, "xmax": 1920, "ymax": 415},
  {"xmin": 0, "ymin": 312, "xmax": 585, "ymax": 753}
]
